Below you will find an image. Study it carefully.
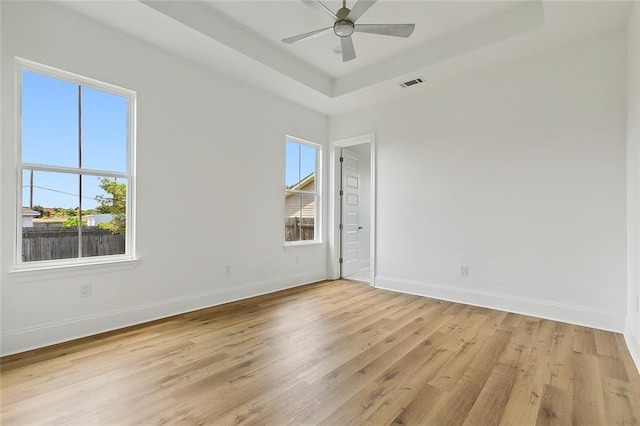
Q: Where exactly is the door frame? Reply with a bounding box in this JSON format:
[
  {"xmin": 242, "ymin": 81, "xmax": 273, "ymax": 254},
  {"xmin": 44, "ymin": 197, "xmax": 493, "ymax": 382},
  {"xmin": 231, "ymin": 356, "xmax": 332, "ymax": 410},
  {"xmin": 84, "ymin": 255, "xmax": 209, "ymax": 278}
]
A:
[{"xmin": 329, "ymin": 133, "xmax": 376, "ymax": 285}]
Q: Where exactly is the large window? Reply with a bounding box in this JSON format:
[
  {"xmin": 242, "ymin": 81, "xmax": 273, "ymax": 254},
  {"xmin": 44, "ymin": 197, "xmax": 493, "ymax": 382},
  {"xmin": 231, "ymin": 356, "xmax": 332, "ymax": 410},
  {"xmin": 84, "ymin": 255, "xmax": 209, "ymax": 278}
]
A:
[
  {"xmin": 17, "ymin": 60, "xmax": 135, "ymax": 267},
  {"xmin": 285, "ymin": 136, "xmax": 320, "ymax": 244}
]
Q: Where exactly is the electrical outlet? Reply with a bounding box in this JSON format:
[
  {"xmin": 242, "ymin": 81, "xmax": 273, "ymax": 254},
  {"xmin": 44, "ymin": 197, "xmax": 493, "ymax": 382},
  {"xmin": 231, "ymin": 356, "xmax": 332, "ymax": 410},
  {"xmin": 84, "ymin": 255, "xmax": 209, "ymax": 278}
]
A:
[
  {"xmin": 80, "ymin": 283, "xmax": 91, "ymax": 298},
  {"xmin": 460, "ymin": 265, "xmax": 469, "ymax": 277},
  {"xmin": 224, "ymin": 265, "xmax": 231, "ymax": 275}
]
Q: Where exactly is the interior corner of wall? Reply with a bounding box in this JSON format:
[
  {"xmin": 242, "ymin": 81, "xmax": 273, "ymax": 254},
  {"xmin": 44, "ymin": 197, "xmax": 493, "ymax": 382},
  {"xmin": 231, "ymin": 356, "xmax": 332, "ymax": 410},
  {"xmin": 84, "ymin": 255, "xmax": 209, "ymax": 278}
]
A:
[{"xmin": 625, "ymin": 324, "xmax": 640, "ymax": 375}]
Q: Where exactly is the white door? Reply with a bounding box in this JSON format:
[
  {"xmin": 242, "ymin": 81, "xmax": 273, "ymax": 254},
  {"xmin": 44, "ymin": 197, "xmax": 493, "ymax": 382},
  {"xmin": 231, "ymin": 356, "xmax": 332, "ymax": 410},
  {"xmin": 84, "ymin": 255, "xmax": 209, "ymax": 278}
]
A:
[{"xmin": 341, "ymin": 148, "xmax": 361, "ymax": 278}]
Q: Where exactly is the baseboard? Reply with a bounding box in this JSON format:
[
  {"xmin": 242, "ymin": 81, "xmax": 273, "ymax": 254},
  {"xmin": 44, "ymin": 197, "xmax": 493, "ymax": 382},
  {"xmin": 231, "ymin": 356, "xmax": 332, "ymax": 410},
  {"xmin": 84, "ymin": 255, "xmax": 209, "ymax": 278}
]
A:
[
  {"xmin": 0, "ymin": 271, "xmax": 326, "ymax": 357},
  {"xmin": 375, "ymin": 276, "xmax": 626, "ymax": 333},
  {"xmin": 625, "ymin": 327, "xmax": 640, "ymax": 375},
  {"xmin": 360, "ymin": 260, "xmax": 371, "ymax": 270}
]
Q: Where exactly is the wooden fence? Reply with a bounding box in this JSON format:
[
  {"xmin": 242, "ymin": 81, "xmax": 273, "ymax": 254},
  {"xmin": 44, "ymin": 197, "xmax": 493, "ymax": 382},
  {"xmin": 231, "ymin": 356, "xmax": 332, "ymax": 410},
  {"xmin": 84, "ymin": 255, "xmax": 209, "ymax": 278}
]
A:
[
  {"xmin": 24, "ymin": 220, "xmax": 309, "ymax": 261},
  {"xmin": 22, "ymin": 227, "xmax": 125, "ymax": 262},
  {"xmin": 285, "ymin": 217, "xmax": 314, "ymax": 242}
]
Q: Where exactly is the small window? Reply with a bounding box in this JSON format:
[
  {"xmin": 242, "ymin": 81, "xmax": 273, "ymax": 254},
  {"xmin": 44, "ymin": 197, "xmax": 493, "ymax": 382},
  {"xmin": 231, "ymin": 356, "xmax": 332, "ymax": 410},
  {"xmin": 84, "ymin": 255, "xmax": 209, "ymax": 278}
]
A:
[
  {"xmin": 17, "ymin": 60, "xmax": 135, "ymax": 267},
  {"xmin": 285, "ymin": 136, "xmax": 320, "ymax": 244}
]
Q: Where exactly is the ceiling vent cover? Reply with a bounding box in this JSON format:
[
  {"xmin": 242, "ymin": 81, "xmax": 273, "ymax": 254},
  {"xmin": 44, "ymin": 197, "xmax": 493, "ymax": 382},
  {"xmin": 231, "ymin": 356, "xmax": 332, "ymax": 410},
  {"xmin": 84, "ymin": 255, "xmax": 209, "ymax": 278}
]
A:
[{"xmin": 400, "ymin": 77, "xmax": 424, "ymax": 88}]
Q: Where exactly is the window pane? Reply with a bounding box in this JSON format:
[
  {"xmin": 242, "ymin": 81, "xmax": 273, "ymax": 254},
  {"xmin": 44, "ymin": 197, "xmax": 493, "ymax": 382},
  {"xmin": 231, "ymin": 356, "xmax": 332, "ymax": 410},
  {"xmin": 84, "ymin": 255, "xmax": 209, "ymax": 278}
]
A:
[
  {"xmin": 22, "ymin": 169, "xmax": 80, "ymax": 211},
  {"xmin": 285, "ymin": 141, "xmax": 300, "ymax": 189},
  {"xmin": 21, "ymin": 71, "xmax": 78, "ymax": 167},
  {"xmin": 300, "ymin": 194, "xmax": 315, "ymax": 241},
  {"xmin": 285, "ymin": 193, "xmax": 301, "ymax": 242},
  {"xmin": 22, "ymin": 170, "xmax": 80, "ymax": 262},
  {"xmin": 81, "ymin": 86, "xmax": 128, "ymax": 173},
  {"xmin": 299, "ymin": 144, "xmax": 316, "ymax": 185},
  {"xmin": 81, "ymin": 176, "xmax": 127, "ymax": 257},
  {"xmin": 284, "ymin": 193, "xmax": 315, "ymax": 242}
]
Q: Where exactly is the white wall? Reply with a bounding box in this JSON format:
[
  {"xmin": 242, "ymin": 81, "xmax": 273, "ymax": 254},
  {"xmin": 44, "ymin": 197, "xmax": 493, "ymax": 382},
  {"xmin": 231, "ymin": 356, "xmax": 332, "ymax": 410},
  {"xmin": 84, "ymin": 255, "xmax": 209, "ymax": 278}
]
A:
[
  {"xmin": 330, "ymin": 30, "xmax": 628, "ymax": 332},
  {"xmin": 626, "ymin": 2, "xmax": 640, "ymax": 371},
  {"xmin": 0, "ymin": 2, "xmax": 328, "ymax": 355}
]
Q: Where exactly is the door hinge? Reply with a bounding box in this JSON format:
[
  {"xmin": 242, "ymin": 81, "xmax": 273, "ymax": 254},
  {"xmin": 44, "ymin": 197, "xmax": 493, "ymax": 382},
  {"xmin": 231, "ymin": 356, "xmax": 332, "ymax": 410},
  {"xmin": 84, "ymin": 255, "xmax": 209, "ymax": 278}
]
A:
[
  {"xmin": 339, "ymin": 258, "xmax": 343, "ymax": 264},
  {"xmin": 339, "ymin": 157, "xmax": 344, "ymax": 163},
  {"xmin": 339, "ymin": 224, "xmax": 343, "ymax": 230},
  {"xmin": 339, "ymin": 190, "xmax": 343, "ymax": 196}
]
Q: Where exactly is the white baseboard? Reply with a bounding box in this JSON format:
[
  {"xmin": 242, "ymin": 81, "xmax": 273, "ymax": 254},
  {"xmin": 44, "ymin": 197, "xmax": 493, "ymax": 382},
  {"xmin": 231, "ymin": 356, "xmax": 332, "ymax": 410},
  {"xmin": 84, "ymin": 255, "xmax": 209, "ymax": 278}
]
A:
[
  {"xmin": 0, "ymin": 271, "xmax": 326, "ymax": 357},
  {"xmin": 375, "ymin": 276, "xmax": 626, "ymax": 333},
  {"xmin": 625, "ymin": 327, "xmax": 640, "ymax": 375}
]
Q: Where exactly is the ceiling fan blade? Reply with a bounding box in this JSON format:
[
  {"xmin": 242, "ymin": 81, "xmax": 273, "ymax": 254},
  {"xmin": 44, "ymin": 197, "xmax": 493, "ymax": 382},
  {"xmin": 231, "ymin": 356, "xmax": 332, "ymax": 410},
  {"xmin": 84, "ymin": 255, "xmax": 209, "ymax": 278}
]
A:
[
  {"xmin": 354, "ymin": 23, "xmax": 415, "ymax": 38},
  {"xmin": 346, "ymin": 0, "xmax": 377, "ymax": 22},
  {"xmin": 301, "ymin": 0, "xmax": 337, "ymax": 20},
  {"xmin": 341, "ymin": 36, "xmax": 356, "ymax": 62},
  {"xmin": 282, "ymin": 27, "xmax": 332, "ymax": 44}
]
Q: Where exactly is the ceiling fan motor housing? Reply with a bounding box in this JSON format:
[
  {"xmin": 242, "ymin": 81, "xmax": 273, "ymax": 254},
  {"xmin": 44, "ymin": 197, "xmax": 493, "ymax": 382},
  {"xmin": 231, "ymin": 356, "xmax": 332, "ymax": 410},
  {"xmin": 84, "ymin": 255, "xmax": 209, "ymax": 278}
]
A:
[
  {"xmin": 334, "ymin": 20, "xmax": 354, "ymax": 37},
  {"xmin": 333, "ymin": 7, "xmax": 354, "ymax": 37}
]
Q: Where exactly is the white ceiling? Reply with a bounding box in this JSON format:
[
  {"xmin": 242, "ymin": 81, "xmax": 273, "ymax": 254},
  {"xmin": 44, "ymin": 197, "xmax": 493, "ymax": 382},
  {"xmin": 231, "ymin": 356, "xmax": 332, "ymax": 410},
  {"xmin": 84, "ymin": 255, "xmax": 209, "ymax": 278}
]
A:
[
  {"xmin": 209, "ymin": 0, "xmax": 522, "ymax": 77},
  {"xmin": 56, "ymin": 0, "xmax": 631, "ymax": 115}
]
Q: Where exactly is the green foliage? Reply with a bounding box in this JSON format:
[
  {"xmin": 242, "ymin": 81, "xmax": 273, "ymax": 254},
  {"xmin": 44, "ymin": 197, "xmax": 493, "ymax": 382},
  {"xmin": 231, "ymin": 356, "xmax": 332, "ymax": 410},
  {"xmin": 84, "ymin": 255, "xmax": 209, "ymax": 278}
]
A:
[
  {"xmin": 96, "ymin": 221, "xmax": 119, "ymax": 233},
  {"xmin": 95, "ymin": 177, "xmax": 126, "ymax": 234},
  {"xmin": 32, "ymin": 205, "xmax": 45, "ymax": 217},
  {"xmin": 49, "ymin": 207, "xmax": 93, "ymax": 220},
  {"xmin": 62, "ymin": 216, "xmax": 87, "ymax": 227},
  {"xmin": 52, "ymin": 207, "xmax": 78, "ymax": 218}
]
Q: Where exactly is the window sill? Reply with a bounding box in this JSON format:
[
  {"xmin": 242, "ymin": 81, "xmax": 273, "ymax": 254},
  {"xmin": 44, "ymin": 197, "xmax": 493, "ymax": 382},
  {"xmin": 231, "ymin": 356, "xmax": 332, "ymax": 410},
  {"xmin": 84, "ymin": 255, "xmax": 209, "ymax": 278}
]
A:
[
  {"xmin": 8, "ymin": 257, "xmax": 141, "ymax": 282},
  {"xmin": 284, "ymin": 241, "xmax": 324, "ymax": 249}
]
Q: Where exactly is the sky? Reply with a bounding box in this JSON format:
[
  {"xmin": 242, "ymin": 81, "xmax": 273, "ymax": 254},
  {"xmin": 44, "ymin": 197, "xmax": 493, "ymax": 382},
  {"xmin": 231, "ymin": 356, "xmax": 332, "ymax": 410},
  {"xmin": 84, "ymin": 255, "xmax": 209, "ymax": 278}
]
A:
[
  {"xmin": 285, "ymin": 140, "xmax": 316, "ymax": 189},
  {"xmin": 21, "ymin": 70, "xmax": 128, "ymax": 210}
]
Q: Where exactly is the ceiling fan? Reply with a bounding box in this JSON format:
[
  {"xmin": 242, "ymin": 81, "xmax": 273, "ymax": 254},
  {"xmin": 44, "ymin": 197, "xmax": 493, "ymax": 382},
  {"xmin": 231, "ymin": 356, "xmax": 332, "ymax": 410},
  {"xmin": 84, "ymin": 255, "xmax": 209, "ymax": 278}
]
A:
[{"xmin": 282, "ymin": 0, "xmax": 416, "ymax": 62}]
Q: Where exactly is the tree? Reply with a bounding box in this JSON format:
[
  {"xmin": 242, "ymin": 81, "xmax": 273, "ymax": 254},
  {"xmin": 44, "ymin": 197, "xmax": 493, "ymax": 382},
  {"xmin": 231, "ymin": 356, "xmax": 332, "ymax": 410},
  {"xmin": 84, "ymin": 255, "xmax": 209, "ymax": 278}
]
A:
[
  {"xmin": 32, "ymin": 204, "xmax": 46, "ymax": 217},
  {"xmin": 62, "ymin": 216, "xmax": 87, "ymax": 227},
  {"xmin": 52, "ymin": 207, "xmax": 77, "ymax": 218},
  {"xmin": 95, "ymin": 177, "xmax": 126, "ymax": 234}
]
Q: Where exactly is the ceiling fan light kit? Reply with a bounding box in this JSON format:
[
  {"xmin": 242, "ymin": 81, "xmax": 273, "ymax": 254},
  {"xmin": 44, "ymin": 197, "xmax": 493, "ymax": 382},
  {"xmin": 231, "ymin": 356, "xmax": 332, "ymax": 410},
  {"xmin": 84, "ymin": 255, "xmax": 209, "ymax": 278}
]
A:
[
  {"xmin": 334, "ymin": 21, "xmax": 354, "ymax": 38},
  {"xmin": 283, "ymin": 0, "xmax": 416, "ymax": 62}
]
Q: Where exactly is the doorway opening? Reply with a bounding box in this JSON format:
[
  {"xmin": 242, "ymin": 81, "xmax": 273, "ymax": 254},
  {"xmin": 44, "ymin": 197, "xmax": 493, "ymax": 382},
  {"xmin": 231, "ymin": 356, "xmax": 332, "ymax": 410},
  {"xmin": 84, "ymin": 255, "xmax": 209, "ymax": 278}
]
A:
[{"xmin": 330, "ymin": 134, "xmax": 375, "ymax": 285}]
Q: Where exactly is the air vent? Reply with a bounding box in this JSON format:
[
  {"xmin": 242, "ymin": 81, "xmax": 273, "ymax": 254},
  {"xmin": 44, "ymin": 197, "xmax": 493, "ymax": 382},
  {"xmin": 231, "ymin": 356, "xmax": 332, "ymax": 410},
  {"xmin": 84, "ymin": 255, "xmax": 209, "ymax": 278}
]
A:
[{"xmin": 400, "ymin": 77, "xmax": 424, "ymax": 88}]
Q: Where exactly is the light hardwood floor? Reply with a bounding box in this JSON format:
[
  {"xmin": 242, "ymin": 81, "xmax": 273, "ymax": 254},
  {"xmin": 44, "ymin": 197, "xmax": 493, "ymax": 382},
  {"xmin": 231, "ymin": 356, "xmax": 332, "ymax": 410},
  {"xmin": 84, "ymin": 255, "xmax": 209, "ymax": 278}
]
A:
[{"xmin": 1, "ymin": 280, "xmax": 639, "ymax": 425}]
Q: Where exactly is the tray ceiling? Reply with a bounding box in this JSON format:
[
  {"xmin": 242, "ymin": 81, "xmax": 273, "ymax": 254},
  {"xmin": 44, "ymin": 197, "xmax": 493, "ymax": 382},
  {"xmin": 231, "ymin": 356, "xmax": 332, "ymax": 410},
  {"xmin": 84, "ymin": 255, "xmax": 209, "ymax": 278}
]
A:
[{"xmin": 55, "ymin": 1, "xmax": 631, "ymax": 115}]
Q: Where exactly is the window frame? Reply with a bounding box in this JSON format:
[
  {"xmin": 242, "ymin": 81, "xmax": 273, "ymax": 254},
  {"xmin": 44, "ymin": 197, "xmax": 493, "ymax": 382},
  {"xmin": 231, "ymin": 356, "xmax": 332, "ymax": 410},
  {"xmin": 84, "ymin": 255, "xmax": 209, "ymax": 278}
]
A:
[
  {"xmin": 284, "ymin": 135, "xmax": 322, "ymax": 246},
  {"xmin": 14, "ymin": 58, "xmax": 137, "ymax": 270}
]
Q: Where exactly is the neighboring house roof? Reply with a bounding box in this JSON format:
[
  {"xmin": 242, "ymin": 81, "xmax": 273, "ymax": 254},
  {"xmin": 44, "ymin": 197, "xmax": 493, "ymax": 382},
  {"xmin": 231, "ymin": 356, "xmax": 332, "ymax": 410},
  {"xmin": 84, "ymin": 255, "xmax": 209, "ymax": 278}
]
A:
[
  {"xmin": 285, "ymin": 173, "xmax": 315, "ymax": 198},
  {"xmin": 33, "ymin": 218, "xmax": 65, "ymax": 223},
  {"xmin": 22, "ymin": 207, "xmax": 40, "ymax": 217}
]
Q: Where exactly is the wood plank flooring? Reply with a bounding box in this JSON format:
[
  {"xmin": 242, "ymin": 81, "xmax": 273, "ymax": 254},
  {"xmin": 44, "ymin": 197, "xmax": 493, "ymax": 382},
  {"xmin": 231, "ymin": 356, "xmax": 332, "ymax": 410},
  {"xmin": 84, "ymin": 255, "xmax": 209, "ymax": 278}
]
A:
[{"xmin": 1, "ymin": 280, "xmax": 639, "ymax": 425}]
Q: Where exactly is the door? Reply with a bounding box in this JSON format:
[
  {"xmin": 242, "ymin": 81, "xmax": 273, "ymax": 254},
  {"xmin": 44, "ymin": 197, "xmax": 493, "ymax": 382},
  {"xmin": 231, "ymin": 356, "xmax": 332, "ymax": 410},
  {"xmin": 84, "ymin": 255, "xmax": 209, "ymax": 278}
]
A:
[{"xmin": 341, "ymin": 147, "xmax": 361, "ymax": 278}]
